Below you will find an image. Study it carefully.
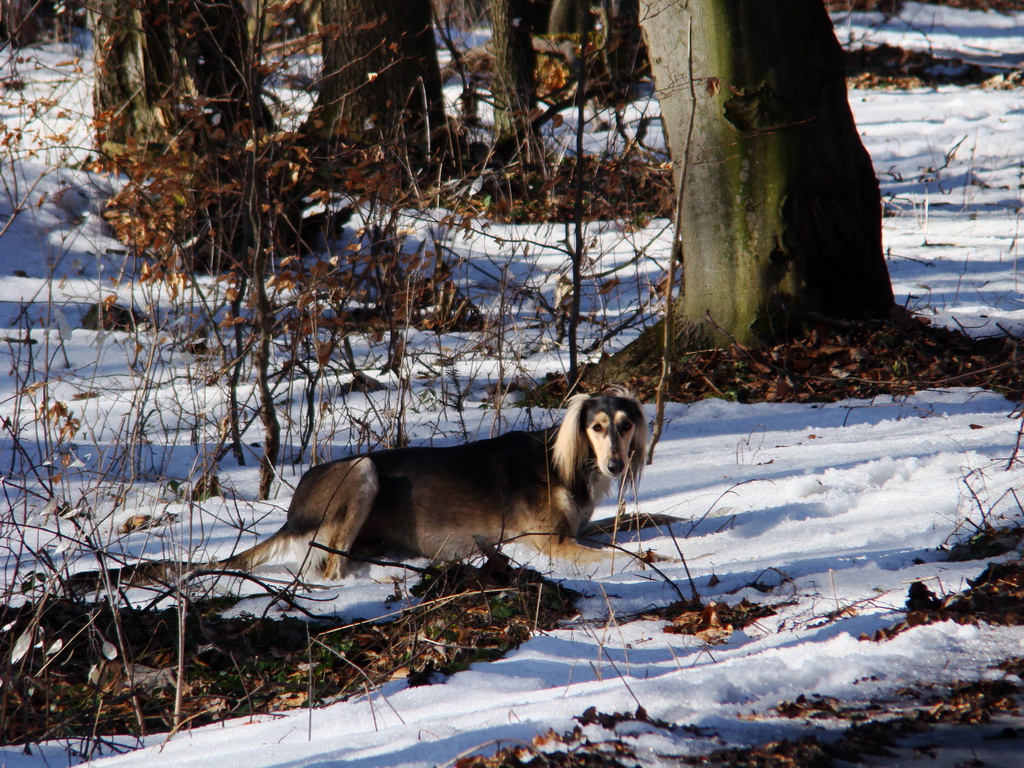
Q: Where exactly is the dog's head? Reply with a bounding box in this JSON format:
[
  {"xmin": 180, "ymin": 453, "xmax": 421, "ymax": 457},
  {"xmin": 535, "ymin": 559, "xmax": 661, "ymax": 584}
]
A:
[
  {"xmin": 579, "ymin": 392, "xmax": 648, "ymax": 480},
  {"xmin": 554, "ymin": 389, "xmax": 649, "ymax": 487}
]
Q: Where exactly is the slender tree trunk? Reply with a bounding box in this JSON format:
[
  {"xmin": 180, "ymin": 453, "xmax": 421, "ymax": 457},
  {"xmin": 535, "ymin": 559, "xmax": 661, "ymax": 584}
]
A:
[
  {"xmin": 610, "ymin": 0, "xmax": 893, "ymax": 372},
  {"xmin": 251, "ymin": 244, "xmax": 280, "ymax": 500}
]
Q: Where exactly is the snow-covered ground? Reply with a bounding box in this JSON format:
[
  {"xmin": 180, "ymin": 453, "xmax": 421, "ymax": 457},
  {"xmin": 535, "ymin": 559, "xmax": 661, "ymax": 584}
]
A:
[{"xmin": 2, "ymin": 3, "xmax": 1024, "ymax": 767}]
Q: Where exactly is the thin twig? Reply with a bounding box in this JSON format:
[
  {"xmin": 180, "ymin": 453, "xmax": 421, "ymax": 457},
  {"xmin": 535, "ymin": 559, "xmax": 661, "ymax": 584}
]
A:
[
  {"xmin": 307, "ymin": 541, "xmax": 439, "ymax": 575},
  {"xmin": 1006, "ymin": 411, "xmax": 1024, "ymax": 471},
  {"xmin": 589, "ymin": 540, "xmax": 687, "ymax": 603}
]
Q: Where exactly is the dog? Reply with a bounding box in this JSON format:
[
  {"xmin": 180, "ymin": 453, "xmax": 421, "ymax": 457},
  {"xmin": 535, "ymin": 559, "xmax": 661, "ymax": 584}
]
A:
[{"xmin": 221, "ymin": 390, "xmax": 649, "ymax": 579}]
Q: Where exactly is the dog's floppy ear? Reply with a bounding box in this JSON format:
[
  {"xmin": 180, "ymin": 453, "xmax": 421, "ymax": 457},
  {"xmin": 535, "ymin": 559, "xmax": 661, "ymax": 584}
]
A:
[
  {"xmin": 627, "ymin": 402, "xmax": 649, "ymax": 484},
  {"xmin": 552, "ymin": 393, "xmax": 591, "ymax": 485}
]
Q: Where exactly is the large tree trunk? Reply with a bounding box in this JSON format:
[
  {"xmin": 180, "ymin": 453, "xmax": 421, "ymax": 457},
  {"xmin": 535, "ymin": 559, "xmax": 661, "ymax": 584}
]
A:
[
  {"xmin": 91, "ymin": 0, "xmax": 270, "ymax": 272},
  {"xmin": 91, "ymin": 0, "xmax": 263, "ymax": 155},
  {"xmin": 312, "ymin": 0, "xmax": 446, "ymax": 158},
  {"xmin": 599, "ymin": 0, "xmax": 647, "ymax": 91},
  {"xmin": 617, "ymin": 0, "xmax": 892, "ymax": 366},
  {"xmin": 489, "ymin": 0, "xmax": 539, "ymax": 160},
  {"xmin": 547, "ymin": 0, "xmax": 590, "ymax": 35}
]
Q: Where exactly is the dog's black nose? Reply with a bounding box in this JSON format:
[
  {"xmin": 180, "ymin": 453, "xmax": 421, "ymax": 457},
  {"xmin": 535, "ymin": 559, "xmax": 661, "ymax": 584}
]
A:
[{"xmin": 607, "ymin": 457, "xmax": 625, "ymax": 476}]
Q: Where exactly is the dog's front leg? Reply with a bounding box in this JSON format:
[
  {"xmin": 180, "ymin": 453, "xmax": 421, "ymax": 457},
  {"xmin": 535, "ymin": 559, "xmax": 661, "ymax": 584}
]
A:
[{"xmin": 534, "ymin": 534, "xmax": 616, "ymax": 566}]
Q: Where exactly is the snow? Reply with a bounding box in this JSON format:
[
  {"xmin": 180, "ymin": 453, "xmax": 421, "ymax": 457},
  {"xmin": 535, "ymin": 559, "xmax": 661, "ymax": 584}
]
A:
[
  {"xmin": 2, "ymin": 4, "xmax": 1024, "ymax": 767},
  {"xmin": 835, "ymin": 1, "xmax": 1024, "ymax": 69}
]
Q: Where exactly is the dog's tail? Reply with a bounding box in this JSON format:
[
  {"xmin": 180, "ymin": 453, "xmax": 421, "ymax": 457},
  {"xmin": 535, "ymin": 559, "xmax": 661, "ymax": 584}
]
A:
[
  {"xmin": 218, "ymin": 528, "xmax": 284, "ymax": 572},
  {"xmin": 217, "ymin": 525, "xmax": 323, "ymax": 576},
  {"xmin": 66, "ymin": 556, "xmax": 213, "ymax": 595},
  {"xmin": 71, "ymin": 530, "xmax": 312, "ymax": 593},
  {"xmin": 68, "ymin": 520, "xmax": 307, "ymax": 595}
]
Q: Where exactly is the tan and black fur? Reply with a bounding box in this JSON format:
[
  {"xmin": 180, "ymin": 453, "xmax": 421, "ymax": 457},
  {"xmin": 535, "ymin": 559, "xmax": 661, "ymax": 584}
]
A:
[{"xmin": 222, "ymin": 390, "xmax": 649, "ymax": 579}]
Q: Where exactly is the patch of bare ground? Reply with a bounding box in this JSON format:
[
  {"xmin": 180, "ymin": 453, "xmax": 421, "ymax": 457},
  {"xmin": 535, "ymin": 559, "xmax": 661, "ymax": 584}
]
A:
[
  {"xmin": 0, "ymin": 553, "xmax": 578, "ymax": 746},
  {"xmin": 828, "ymin": 1, "xmax": 1024, "ymax": 89},
  {"xmin": 535, "ymin": 317, "xmax": 1024, "ymax": 407},
  {"xmin": 455, "ymin": 675, "xmax": 1023, "ymax": 767},
  {"xmin": 455, "ymin": 555, "xmax": 1024, "ymax": 767},
  {"xmin": 845, "ymin": 44, "xmax": 1023, "ymax": 89},
  {"xmin": 650, "ymin": 599, "xmax": 784, "ymax": 645},
  {"xmin": 825, "ymin": 1, "xmax": 1024, "ymax": 14},
  {"xmin": 868, "ymin": 559, "xmax": 1024, "ymax": 642}
]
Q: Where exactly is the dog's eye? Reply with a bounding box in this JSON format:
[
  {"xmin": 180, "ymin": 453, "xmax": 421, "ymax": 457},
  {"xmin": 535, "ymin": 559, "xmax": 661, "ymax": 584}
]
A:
[
  {"xmin": 591, "ymin": 424, "xmax": 603, "ymax": 433},
  {"xmin": 620, "ymin": 421, "xmax": 633, "ymax": 431}
]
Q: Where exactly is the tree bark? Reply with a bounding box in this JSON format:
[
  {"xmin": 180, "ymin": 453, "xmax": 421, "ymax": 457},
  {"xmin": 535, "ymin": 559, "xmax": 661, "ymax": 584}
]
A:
[
  {"xmin": 91, "ymin": 0, "xmax": 263, "ymax": 155},
  {"xmin": 1, "ymin": 0, "xmax": 47, "ymax": 44},
  {"xmin": 547, "ymin": 0, "xmax": 589, "ymax": 35},
  {"xmin": 598, "ymin": 0, "xmax": 647, "ymax": 91},
  {"xmin": 489, "ymin": 0, "xmax": 539, "ymax": 160},
  {"xmin": 622, "ymin": 0, "xmax": 893, "ymax": 362},
  {"xmin": 312, "ymin": 0, "xmax": 446, "ymax": 158}
]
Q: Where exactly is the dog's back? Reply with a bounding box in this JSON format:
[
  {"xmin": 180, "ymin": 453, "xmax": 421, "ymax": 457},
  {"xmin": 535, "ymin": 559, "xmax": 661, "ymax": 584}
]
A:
[{"xmin": 344, "ymin": 429, "xmax": 554, "ymax": 560}]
